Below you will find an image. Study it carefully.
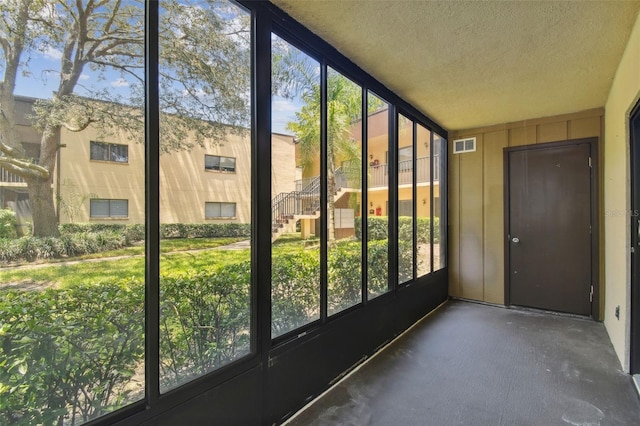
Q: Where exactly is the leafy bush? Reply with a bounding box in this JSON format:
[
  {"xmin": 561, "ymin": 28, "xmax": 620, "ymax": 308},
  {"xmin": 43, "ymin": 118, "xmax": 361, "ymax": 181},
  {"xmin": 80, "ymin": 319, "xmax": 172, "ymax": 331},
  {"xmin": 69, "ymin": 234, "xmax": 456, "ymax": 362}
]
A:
[
  {"xmin": 0, "ymin": 281, "xmax": 144, "ymax": 425},
  {"xmin": 160, "ymin": 263, "xmax": 251, "ymax": 390},
  {"xmin": 328, "ymin": 240, "xmax": 362, "ymax": 314},
  {"xmin": 0, "ymin": 209, "xmax": 18, "ymax": 239},
  {"xmin": 59, "ymin": 223, "xmax": 145, "ymax": 242},
  {"xmin": 0, "ymin": 237, "xmax": 416, "ymax": 422},
  {"xmin": 271, "ymin": 251, "xmax": 320, "ymax": 337},
  {"xmin": 0, "ymin": 232, "xmax": 129, "ymax": 263},
  {"xmin": 355, "ymin": 216, "xmax": 441, "ymax": 243},
  {"xmin": 59, "ymin": 223, "xmax": 250, "ymax": 241},
  {"xmin": 159, "ymin": 223, "xmax": 250, "ymax": 239}
]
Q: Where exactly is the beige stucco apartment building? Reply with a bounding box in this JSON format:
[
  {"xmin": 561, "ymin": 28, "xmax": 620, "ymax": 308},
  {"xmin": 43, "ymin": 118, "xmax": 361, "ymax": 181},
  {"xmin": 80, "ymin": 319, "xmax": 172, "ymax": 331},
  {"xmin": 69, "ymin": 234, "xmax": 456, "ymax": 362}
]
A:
[
  {"xmin": 2, "ymin": 98, "xmax": 439, "ymax": 242},
  {"xmin": 291, "ymin": 107, "xmax": 443, "ymax": 240},
  {"xmin": 0, "ymin": 97, "xmax": 297, "ymax": 228}
]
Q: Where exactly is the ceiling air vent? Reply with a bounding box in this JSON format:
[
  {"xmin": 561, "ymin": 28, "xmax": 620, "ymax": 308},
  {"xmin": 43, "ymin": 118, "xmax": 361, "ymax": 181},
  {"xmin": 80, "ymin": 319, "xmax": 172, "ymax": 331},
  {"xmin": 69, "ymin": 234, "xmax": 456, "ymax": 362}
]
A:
[{"xmin": 453, "ymin": 137, "xmax": 476, "ymax": 154}]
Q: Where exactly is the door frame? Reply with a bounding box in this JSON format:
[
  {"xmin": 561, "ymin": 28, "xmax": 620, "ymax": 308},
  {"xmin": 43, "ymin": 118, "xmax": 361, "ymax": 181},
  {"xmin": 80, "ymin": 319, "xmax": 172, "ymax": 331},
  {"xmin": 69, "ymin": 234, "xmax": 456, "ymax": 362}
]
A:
[
  {"xmin": 630, "ymin": 99, "xmax": 640, "ymax": 374},
  {"xmin": 503, "ymin": 137, "xmax": 600, "ymax": 319}
]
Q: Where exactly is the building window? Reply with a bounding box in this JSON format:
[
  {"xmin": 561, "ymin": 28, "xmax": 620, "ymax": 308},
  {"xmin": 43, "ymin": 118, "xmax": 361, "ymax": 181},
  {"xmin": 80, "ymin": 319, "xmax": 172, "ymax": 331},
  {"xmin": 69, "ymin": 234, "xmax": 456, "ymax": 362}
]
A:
[
  {"xmin": 90, "ymin": 199, "xmax": 129, "ymax": 218},
  {"xmin": 90, "ymin": 141, "xmax": 129, "ymax": 163},
  {"xmin": 205, "ymin": 202, "xmax": 236, "ymax": 219},
  {"xmin": 205, "ymin": 155, "xmax": 236, "ymax": 172}
]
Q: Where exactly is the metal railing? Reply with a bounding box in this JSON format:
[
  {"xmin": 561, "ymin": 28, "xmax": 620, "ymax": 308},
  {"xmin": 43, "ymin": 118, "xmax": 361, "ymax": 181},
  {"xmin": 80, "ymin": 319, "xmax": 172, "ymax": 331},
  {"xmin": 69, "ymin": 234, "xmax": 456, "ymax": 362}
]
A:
[
  {"xmin": 274, "ymin": 166, "xmax": 358, "ymax": 234},
  {"xmin": 0, "ymin": 167, "xmax": 25, "ymax": 183},
  {"xmin": 370, "ymin": 155, "xmax": 439, "ymax": 188},
  {"xmin": 272, "ymin": 155, "xmax": 440, "ymax": 234},
  {"xmin": 272, "ymin": 175, "xmax": 320, "ymax": 233}
]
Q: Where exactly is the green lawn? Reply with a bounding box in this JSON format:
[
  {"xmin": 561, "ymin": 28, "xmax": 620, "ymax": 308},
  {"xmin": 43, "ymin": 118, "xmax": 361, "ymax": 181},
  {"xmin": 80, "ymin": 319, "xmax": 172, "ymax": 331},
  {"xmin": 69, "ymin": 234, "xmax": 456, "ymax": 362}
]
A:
[{"xmin": 0, "ymin": 234, "xmax": 315, "ymax": 288}]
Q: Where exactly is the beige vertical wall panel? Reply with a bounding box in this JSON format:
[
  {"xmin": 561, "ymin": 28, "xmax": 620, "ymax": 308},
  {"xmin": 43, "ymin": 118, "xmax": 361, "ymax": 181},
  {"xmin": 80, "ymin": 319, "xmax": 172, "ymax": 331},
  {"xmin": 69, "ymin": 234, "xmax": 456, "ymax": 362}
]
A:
[
  {"xmin": 537, "ymin": 121, "xmax": 568, "ymax": 143},
  {"xmin": 458, "ymin": 135, "xmax": 484, "ymax": 300},
  {"xmin": 568, "ymin": 116, "xmax": 601, "ymax": 140},
  {"xmin": 449, "ymin": 109, "xmax": 603, "ymax": 306},
  {"xmin": 482, "ymin": 130, "xmax": 508, "ymax": 304},
  {"xmin": 448, "ymin": 149, "xmax": 462, "ymax": 297},
  {"xmin": 508, "ymin": 126, "xmax": 536, "ymax": 147}
]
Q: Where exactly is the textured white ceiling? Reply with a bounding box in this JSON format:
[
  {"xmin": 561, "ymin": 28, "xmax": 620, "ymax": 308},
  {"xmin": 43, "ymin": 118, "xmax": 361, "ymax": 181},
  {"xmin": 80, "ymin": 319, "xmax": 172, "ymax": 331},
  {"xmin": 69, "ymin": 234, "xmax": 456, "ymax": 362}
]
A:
[{"xmin": 271, "ymin": 0, "xmax": 640, "ymax": 131}]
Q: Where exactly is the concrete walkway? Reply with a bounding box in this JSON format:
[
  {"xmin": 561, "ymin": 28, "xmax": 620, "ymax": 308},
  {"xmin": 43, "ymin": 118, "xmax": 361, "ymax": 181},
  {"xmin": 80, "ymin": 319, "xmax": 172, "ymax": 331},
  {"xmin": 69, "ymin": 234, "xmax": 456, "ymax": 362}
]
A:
[{"xmin": 286, "ymin": 300, "xmax": 640, "ymax": 426}]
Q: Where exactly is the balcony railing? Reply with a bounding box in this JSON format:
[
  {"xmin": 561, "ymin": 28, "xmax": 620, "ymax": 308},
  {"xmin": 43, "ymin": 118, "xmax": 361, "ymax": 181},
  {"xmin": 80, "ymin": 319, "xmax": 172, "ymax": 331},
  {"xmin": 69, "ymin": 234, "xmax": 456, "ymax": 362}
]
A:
[
  {"xmin": 295, "ymin": 156, "xmax": 440, "ymax": 191},
  {"xmin": 0, "ymin": 167, "xmax": 25, "ymax": 183}
]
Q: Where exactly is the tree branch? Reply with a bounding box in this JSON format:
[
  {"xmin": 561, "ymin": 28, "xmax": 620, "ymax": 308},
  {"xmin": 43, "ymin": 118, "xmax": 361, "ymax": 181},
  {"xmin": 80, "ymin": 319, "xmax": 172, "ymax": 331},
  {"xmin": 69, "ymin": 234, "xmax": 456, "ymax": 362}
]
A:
[{"xmin": 0, "ymin": 154, "xmax": 49, "ymax": 179}]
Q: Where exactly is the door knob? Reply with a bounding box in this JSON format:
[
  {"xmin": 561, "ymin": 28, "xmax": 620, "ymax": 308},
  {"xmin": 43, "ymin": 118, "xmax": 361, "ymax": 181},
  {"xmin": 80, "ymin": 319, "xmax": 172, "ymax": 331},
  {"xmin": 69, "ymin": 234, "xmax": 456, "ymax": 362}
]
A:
[{"xmin": 511, "ymin": 237, "xmax": 520, "ymax": 243}]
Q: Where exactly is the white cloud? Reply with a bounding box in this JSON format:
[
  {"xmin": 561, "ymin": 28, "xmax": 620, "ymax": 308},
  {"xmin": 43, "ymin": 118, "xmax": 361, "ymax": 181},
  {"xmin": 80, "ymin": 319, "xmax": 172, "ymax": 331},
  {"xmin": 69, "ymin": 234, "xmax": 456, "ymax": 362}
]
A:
[
  {"xmin": 111, "ymin": 78, "xmax": 130, "ymax": 88},
  {"xmin": 272, "ymin": 98, "xmax": 298, "ymax": 113},
  {"xmin": 42, "ymin": 46, "xmax": 63, "ymax": 60},
  {"xmin": 79, "ymin": 73, "xmax": 90, "ymax": 81}
]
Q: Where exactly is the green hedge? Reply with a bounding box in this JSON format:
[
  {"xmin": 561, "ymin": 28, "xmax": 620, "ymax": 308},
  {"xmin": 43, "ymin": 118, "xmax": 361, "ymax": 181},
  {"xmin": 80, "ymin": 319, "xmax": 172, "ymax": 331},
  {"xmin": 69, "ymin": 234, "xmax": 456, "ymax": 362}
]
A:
[
  {"xmin": 0, "ymin": 281, "xmax": 145, "ymax": 425},
  {"xmin": 1, "ymin": 223, "xmax": 252, "ymax": 263},
  {"xmin": 0, "ymin": 238, "xmax": 412, "ymax": 423},
  {"xmin": 59, "ymin": 223, "xmax": 251, "ymax": 240},
  {"xmin": 59, "ymin": 223, "xmax": 145, "ymax": 242},
  {"xmin": 160, "ymin": 263, "xmax": 251, "ymax": 390},
  {"xmin": 0, "ymin": 209, "xmax": 17, "ymax": 239},
  {"xmin": 355, "ymin": 216, "xmax": 441, "ymax": 243},
  {"xmin": 159, "ymin": 223, "xmax": 250, "ymax": 239},
  {"xmin": 0, "ymin": 232, "xmax": 131, "ymax": 263}
]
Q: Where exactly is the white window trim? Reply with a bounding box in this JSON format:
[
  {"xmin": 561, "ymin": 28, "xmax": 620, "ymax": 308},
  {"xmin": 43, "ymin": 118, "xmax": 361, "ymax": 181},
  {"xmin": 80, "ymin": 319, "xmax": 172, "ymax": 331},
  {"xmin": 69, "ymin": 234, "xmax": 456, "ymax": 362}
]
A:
[{"xmin": 452, "ymin": 137, "xmax": 476, "ymax": 154}]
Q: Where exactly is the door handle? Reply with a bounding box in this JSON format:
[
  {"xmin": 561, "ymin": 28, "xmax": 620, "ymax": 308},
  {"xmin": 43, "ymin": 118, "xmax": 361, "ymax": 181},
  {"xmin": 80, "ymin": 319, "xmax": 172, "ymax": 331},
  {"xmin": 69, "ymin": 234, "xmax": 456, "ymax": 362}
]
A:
[{"xmin": 511, "ymin": 237, "xmax": 520, "ymax": 243}]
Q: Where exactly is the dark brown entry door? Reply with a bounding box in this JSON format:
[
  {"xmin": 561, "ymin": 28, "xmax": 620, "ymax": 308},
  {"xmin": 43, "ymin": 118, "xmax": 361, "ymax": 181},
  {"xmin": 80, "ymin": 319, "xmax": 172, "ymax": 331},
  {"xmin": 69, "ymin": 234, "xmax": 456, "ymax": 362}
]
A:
[{"xmin": 507, "ymin": 142, "xmax": 592, "ymax": 316}]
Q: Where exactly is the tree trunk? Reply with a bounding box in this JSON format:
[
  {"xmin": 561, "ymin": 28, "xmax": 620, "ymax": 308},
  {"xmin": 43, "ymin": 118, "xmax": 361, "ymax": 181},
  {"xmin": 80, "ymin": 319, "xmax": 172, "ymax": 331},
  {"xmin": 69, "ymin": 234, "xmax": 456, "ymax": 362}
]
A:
[
  {"xmin": 327, "ymin": 164, "xmax": 336, "ymax": 242},
  {"xmin": 26, "ymin": 175, "xmax": 59, "ymax": 237}
]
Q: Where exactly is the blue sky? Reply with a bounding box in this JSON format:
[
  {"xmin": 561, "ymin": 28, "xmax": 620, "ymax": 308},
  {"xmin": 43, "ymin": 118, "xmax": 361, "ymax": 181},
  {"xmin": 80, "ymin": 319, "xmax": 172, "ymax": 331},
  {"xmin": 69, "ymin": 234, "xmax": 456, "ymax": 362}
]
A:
[
  {"xmin": 13, "ymin": 50, "xmax": 299, "ymax": 136},
  {"xmin": 14, "ymin": 44, "xmax": 135, "ymax": 100}
]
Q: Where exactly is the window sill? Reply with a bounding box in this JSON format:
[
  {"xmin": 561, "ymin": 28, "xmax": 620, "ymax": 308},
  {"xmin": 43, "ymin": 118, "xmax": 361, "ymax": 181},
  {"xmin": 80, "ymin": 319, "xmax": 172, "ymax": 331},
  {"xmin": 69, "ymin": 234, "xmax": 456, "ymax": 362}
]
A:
[
  {"xmin": 89, "ymin": 217, "xmax": 130, "ymax": 220},
  {"xmin": 90, "ymin": 160, "xmax": 129, "ymax": 165},
  {"xmin": 205, "ymin": 217, "xmax": 236, "ymax": 220},
  {"xmin": 204, "ymin": 169, "xmax": 236, "ymax": 174}
]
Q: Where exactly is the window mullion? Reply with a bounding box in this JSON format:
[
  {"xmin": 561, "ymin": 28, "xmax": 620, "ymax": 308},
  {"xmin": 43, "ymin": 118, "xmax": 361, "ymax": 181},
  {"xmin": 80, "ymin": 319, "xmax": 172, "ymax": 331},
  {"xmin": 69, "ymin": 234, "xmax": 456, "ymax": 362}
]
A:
[
  {"xmin": 320, "ymin": 60, "xmax": 328, "ymax": 322},
  {"xmin": 430, "ymin": 131, "xmax": 435, "ymax": 273},
  {"xmin": 361, "ymin": 88, "xmax": 369, "ymax": 303},
  {"xmin": 388, "ymin": 106, "xmax": 398, "ymax": 293},
  {"xmin": 144, "ymin": 0, "xmax": 161, "ymax": 407},
  {"xmin": 413, "ymin": 121, "xmax": 417, "ymax": 281}
]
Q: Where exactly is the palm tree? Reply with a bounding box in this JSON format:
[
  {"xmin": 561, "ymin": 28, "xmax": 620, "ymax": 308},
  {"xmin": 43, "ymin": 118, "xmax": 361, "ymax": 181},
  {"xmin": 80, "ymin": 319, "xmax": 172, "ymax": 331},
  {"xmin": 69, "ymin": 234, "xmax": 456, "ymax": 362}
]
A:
[{"xmin": 286, "ymin": 71, "xmax": 361, "ymax": 241}]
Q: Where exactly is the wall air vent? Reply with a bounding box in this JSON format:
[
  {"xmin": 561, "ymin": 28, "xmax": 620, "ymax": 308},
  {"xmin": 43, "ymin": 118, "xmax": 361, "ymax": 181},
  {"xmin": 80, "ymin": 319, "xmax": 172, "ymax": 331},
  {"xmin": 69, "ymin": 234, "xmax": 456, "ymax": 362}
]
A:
[{"xmin": 453, "ymin": 137, "xmax": 476, "ymax": 154}]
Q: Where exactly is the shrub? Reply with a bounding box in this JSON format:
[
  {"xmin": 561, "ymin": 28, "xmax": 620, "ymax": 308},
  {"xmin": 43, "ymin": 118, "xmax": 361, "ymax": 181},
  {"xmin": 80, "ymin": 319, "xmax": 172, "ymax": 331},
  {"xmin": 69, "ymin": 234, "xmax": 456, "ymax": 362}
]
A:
[
  {"xmin": 0, "ymin": 280, "xmax": 144, "ymax": 425},
  {"xmin": 271, "ymin": 251, "xmax": 320, "ymax": 337},
  {"xmin": 159, "ymin": 223, "xmax": 250, "ymax": 239},
  {"xmin": 59, "ymin": 223, "xmax": 145, "ymax": 243},
  {"xmin": 327, "ymin": 240, "xmax": 362, "ymax": 314},
  {"xmin": 59, "ymin": 223, "xmax": 250, "ymax": 240},
  {"xmin": 0, "ymin": 209, "xmax": 18, "ymax": 239},
  {"xmin": 0, "ymin": 232, "xmax": 130, "ymax": 264},
  {"xmin": 355, "ymin": 216, "xmax": 440, "ymax": 243},
  {"xmin": 159, "ymin": 263, "xmax": 251, "ymax": 390}
]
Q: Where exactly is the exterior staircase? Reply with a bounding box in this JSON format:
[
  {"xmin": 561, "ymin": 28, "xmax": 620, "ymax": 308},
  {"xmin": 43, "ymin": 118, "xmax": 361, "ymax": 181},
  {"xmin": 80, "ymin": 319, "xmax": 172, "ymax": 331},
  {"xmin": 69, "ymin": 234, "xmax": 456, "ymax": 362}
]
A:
[{"xmin": 271, "ymin": 167, "xmax": 359, "ymax": 241}]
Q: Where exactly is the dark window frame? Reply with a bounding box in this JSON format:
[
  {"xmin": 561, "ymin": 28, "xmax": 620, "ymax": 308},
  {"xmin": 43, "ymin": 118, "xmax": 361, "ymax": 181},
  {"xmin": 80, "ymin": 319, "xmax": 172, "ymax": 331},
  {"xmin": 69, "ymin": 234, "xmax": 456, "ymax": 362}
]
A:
[
  {"xmin": 204, "ymin": 201, "xmax": 237, "ymax": 219},
  {"xmin": 89, "ymin": 198, "xmax": 129, "ymax": 218},
  {"xmin": 87, "ymin": 1, "xmax": 449, "ymax": 424},
  {"xmin": 90, "ymin": 140, "xmax": 129, "ymax": 163},
  {"xmin": 204, "ymin": 154, "xmax": 237, "ymax": 173}
]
